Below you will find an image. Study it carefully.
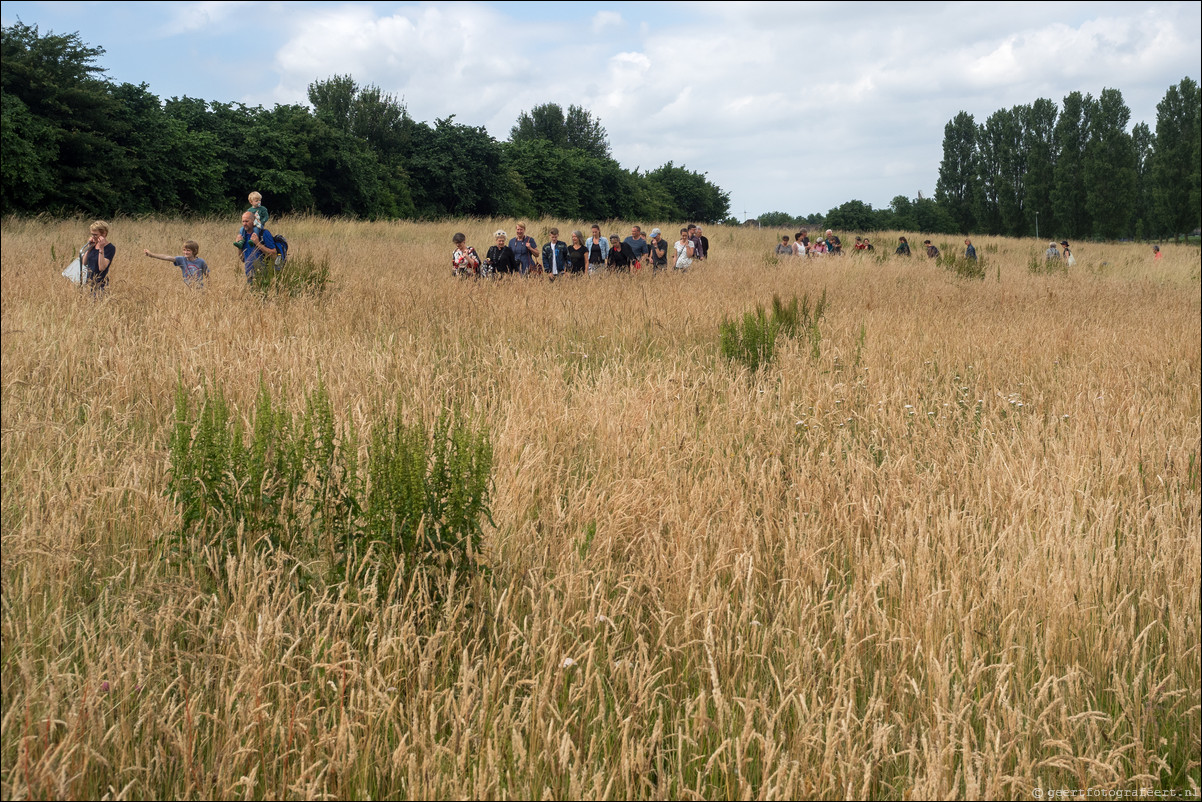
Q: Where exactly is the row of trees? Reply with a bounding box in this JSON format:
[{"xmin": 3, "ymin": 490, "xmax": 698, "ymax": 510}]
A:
[
  {"xmin": 934, "ymin": 81, "xmax": 1200, "ymax": 240},
  {"xmin": 753, "ymin": 80, "xmax": 1199, "ymax": 240},
  {"xmin": 0, "ymin": 23, "xmax": 731, "ymax": 222}
]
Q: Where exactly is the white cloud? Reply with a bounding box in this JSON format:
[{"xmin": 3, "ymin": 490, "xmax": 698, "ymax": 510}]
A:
[
  {"xmin": 252, "ymin": 0, "xmax": 1200, "ymax": 216},
  {"xmin": 159, "ymin": 1, "xmax": 253, "ymax": 36}
]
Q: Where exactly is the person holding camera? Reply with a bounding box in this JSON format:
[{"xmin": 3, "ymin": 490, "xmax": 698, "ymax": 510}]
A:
[{"xmin": 83, "ymin": 220, "xmax": 116, "ymax": 294}]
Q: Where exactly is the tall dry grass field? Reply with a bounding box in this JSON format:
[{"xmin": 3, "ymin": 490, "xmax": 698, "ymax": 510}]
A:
[{"xmin": 2, "ymin": 216, "xmax": 1199, "ymax": 799}]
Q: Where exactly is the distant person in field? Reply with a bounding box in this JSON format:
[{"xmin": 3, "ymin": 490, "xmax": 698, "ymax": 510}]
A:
[
  {"xmin": 82, "ymin": 220, "xmax": 115, "ymax": 294},
  {"xmin": 566, "ymin": 231, "xmax": 588, "ymax": 275},
  {"xmin": 541, "ymin": 228, "xmax": 568, "ymax": 280},
  {"xmin": 1153, "ymin": 244, "xmax": 1163, "ymax": 261},
  {"xmin": 811, "ymin": 239, "xmax": 827, "ymax": 256},
  {"xmin": 673, "ymin": 228, "xmax": 695, "ymax": 270},
  {"xmin": 793, "ymin": 232, "xmax": 807, "ymax": 257},
  {"xmin": 895, "ymin": 236, "xmax": 911, "ymax": 256},
  {"xmin": 584, "ymin": 224, "xmax": 609, "ymax": 274},
  {"xmin": 606, "ymin": 234, "xmax": 634, "ymax": 272},
  {"xmin": 1045, "ymin": 242, "xmax": 1060, "ymax": 261},
  {"xmin": 686, "ymin": 224, "xmax": 703, "ymax": 260},
  {"xmin": 696, "ymin": 225, "xmax": 709, "ymax": 259},
  {"xmin": 964, "ymin": 238, "xmax": 977, "ymax": 260},
  {"xmin": 509, "ymin": 222, "xmax": 538, "ymax": 276},
  {"xmin": 486, "ymin": 230, "xmax": 517, "ymax": 275},
  {"xmin": 145, "ymin": 240, "xmax": 208, "ymax": 286},
  {"xmin": 863, "ymin": 237, "xmax": 875, "ymax": 252},
  {"xmin": 1060, "ymin": 240, "xmax": 1076, "ymax": 266},
  {"xmin": 236, "ymin": 210, "xmax": 278, "ymax": 281},
  {"xmin": 776, "ymin": 235, "xmax": 794, "ymax": 256},
  {"xmin": 647, "ymin": 228, "xmax": 669, "ymax": 271},
  {"xmin": 623, "ymin": 225, "xmax": 650, "ymax": 268},
  {"xmin": 451, "ymin": 232, "xmax": 482, "ymax": 278},
  {"xmin": 924, "ymin": 239, "xmax": 939, "ymax": 258},
  {"xmin": 797, "ymin": 229, "xmax": 810, "ymax": 252},
  {"xmin": 854, "ymin": 236, "xmax": 866, "ymax": 251},
  {"xmin": 825, "ymin": 229, "xmax": 842, "ymax": 254}
]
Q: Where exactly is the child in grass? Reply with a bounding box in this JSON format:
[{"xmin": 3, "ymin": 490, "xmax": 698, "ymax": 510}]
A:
[{"xmin": 145, "ymin": 240, "xmax": 208, "ymax": 286}]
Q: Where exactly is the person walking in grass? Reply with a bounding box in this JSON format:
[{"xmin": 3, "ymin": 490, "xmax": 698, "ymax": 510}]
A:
[
  {"xmin": 964, "ymin": 238, "xmax": 977, "ymax": 260},
  {"xmin": 1045, "ymin": 242, "xmax": 1060, "ymax": 261},
  {"xmin": 1060, "ymin": 240, "xmax": 1076, "ymax": 266},
  {"xmin": 895, "ymin": 236, "xmax": 911, "ymax": 256},
  {"xmin": 566, "ymin": 230, "xmax": 588, "ymax": 275},
  {"xmin": 606, "ymin": 234, "xmax": 635, "ymax": 272},
  {"xmin": 82, "ymin": 220, "xmax": 116, "ymax": 295},
  {"xmin": 924, "ymin": 239, "xmax": 939, "ymax": 258},
  {"xmin": 647, "ymin": 228, "xmax": 669, "ymax": 271},
  {"xmin": 584, "ymin": 224, "xmax": 609, "ymax": 274},
  {"xmin": 541, "ymin": 228, "xmax": 569, "ymax": 280},
  {"xmin": 451, "ymin": 232, "xmax": 483, "ymax": 278},
  {"xmin": 623, "ymin": 225, "xmax": 650, "ymax": 269},
  {"xmin": 236, "ymin": 210, "xmax": 279, "ymax": 281},
  {"xmin": 776, "ymin": 235, "xmax": 794, "ymax": 256},
  {"xmin": 486, "ymin": 230, "xmax": 517, "ymax": 275},
  {"xmin": 509, "ymin": 222, "xmax": 538, "ymax": 276},
  {"xmin": 672, "ymin": 228, "xmax": 695, "ymax": 271},
  {"xmin": 145, "ymin": 240, "xmax": 208, "ymax": 286},
  {"xmin": 696, "ymin": 225, "xmax": 709, "ymax": 259}
]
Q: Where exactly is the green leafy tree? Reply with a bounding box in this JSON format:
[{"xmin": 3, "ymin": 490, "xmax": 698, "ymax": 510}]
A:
[
  {"xmin": 1084, "ymin": 88, "xmax": 1137, "ymax": 239},
  {"xmin": 824, "ymin": 199, "xmax": 877, "ymax": 231},
  {"xmin": 935, "ymin": 111, "xmax": 978, "ymax": 233},
  {"xmin": 1022, "ymin": 98, "xmax": 1058, "ymax": 238},
  {"xmin": 1131, "ymin": 121, "xmax": 1154, "ymax": 239},
  {"xmin": 645, "ymin": 161, "xmax": 731, "ymax": 223},
  {"xmin": 889, "ymin": 195, "xmax": 916, "ymax": 232},
  {"xmin": 1151, "ymin": 77, "xmax": 1201, "ymax": 238},
  {"xmin": 509, "ymin": 102, "xmax": 611, "ymax": 160},
  {"xmin": 1052, "ymin": 91, "xmax": 1091, "ymax": 239}
]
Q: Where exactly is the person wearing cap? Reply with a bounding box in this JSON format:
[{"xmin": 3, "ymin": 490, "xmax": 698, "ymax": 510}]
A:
[
  {"xmin": 964, "ymin": 238, "xmax": 977, "ymax": 260},
  {"xmin": 647, "ymin": 228, "xmax": 669, "ymax": 271},
  {"xmin": 606, "ymin": 234, "xmax": 634, "ymax": 272},
  {"xmin": 623, "ymin": 225, "xmax": 650, "ymax": 268},
  {"xmin": 1045, "ymin": 242, "xmax": 1060, "ymax": 261}
]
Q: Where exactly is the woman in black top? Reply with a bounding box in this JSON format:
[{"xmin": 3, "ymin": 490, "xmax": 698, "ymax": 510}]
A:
[
  {"xmin": 566, "ymin": 230, "xmax": 588, "ymax": 275},
  {"xmin": 485, "ymin": 230, "xmax": 517, "ymax": 275},
  {"xmin": 83, "ymin": 220, "xmax": 116, "ymax": 293},
  {"xmin": 606, "ymin": 235, "xmax": 633, "ymax": 272}
]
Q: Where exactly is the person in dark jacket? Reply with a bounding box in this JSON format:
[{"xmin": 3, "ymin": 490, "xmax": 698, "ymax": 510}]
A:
[
  {"xmin": 541, "ymin": 228, "xmax": 569, "ymax": 280},
  {"xmin": 606, "ymin": 235, "xmax": 634, "ymax": 272},
  {"xmin": 485, "ymin": 230, "xmax": 517, "ymax": 275},
  {"xmin": 896, "ymin": 236, "xmax": 912, "ymax": 256}
]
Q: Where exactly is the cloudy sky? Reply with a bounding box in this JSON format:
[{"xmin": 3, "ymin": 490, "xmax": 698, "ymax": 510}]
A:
[{"xmin": 4, "ymin": 1, "xmax": 1198, "ymax": 218}]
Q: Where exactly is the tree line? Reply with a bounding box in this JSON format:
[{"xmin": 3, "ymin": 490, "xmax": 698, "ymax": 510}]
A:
[
  {"xmin": 1, "ymin": 23, "xmax": 731, "ymax": 223},
  {"xmin": 755, "ymin": 80, "xmax": 1199, "ymax": 241}
]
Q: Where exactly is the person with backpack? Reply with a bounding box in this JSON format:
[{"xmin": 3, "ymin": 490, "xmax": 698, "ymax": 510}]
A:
[{"xmin": 236, "ymin": 210, "xmax": 281, "ymax": 281}]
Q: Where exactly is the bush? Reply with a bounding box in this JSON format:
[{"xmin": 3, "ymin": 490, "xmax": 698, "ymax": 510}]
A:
[
  {"xmin": 720, "ymin": 306, "xmax": 778, "ymax": 372},
  {"xmin": 936, "ymin": 252, "xmax": 986, "ymax": 280},
  {"xmin": 166, "ymin": 380, "xmax": 492, "ymax": 584},
  {"xmin": 720, "ymin": 292, "xmax": 828, "ymax": 371},
  {"xmin": 249, "ymin": 251, "xmax": 331, "ymax": 298}
]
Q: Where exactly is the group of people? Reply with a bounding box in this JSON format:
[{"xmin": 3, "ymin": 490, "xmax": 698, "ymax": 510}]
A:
[
  {"xmin": 77, "ymin": 192, "xmax": 283, "ymax": 294},
  {"xmin": 775, "ymin": 229, "xmax": 846, "ymax": 257},
  {"xmin": 1044, "ymin": 240, "xmax": 1077, "ymax": 265},
  {"xmin": 452, "ymin": 223, "xmax": 711, "ymax": 279}
]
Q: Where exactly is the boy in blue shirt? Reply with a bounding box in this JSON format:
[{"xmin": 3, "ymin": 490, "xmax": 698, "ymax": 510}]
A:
[{"xmin": 145, "ymin": 239, "xmax": 208, "ymax": 286}]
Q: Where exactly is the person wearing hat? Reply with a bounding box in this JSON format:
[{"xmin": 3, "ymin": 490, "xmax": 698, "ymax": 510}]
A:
[
  {"xmin": 1045, "ymin": 242, "xmax": 1061, "ymax": 261},
  {"xmin": 647, "ymin": 228, "xmax": 669, "ymax": 271},
  {"xmin": 606, "ymin": 234, "xmax": 634, "ymax": 272},
  {"xmin": 1060, "ymin": 240, "xmax": 1076, "ymax": 266}
]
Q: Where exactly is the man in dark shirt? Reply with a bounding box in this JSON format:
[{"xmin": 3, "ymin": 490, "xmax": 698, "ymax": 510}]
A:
[
  {"xmin": 687, "ymin": 224, "xmax": 704, "ymax": 261},
  {"xmin": 647, "ymin": 228, "xmax": 669, "ymax": 270},
  {"xmin": 923, "ymin": 239, "xmax": 940, "ymax": 258},
  {"xmin": 607, "ymin": 235, "xmax": 634, "ymax": 271}
]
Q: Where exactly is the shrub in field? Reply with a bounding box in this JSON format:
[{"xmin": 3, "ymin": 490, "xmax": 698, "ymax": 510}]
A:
[
  {"xmin": 936, "ymin": 252, "xmax": 987, "ymax": 280},
  {"xmin": 720, "ymin": 306, "xmax": 778, "ymax": 371},
  {"xmin": 773, "ymin": 290, "xmax": 827, "ymax": 359},
  {"xmin": 249, "ymin": 252, "xmax": 331, "ymax": 297},
  {"xmin": 721, "ymin": 292, "xmax": 828, "ymax": 370},
  {"xmin": 167, "ymin": 380, "xmax": 492, "ymax": 582}
]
